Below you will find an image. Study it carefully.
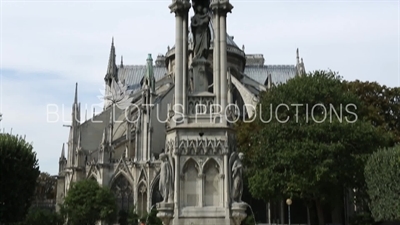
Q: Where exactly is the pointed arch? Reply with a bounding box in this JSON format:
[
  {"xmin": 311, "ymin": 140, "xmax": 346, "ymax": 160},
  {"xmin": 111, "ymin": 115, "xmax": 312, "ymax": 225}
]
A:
[
  {"xmin": 181, "ymin": 158, "xmax": 200, "ymax": 207},
  {"xmin": 137, "ymin": 181, "xmax": 148, "ymax": 216},
  {"xmin": 181, "ymin": 157, "xmax": 200, "ymax": 174},
  {"xmin": 87, "ymin": 174, "xmax": 97, "ymax": 181},
  {"xmin": 110, "ymin": 173, "xmax": 134, "ymax": 214},
  {"xmin": 109, "ymin": 170, "xmax": 134, "ymax": 188},
  {"xmin": 201, "ymin": 157, "xmax": 220, "ymax": 174},
  {"xmin": 150, "ymin": 174, "xmax": 162, "ymax": 206},
  {"xmin": 138, "ymin": 168, "xmax": 148, "ymax": 183},
  {"xmin": 203, "ymin": 158, "xmax": 220, "ymax": 206}
]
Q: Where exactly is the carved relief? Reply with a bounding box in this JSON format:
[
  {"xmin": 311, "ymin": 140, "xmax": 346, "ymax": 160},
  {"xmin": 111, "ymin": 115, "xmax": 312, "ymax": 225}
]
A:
[
  {"xmin": 177, "ymin": 138, "xmax": 226, "ymax": 156},
  {"xmin": 188, "ymin": 96, "xmax": 215, "ymax": 115}
]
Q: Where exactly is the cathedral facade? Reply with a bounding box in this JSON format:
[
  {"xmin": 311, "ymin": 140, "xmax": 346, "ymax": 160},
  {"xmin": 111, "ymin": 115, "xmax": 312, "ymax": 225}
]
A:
[{"xmin": 56, "ymin": 0, "xmax": 305, "ymax": 224}]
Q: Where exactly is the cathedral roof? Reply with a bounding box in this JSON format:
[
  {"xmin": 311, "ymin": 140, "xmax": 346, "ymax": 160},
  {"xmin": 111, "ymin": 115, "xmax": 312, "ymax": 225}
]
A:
[
  {"xmin": 116, "ymin": 64, "xmax": 296, "ymax": 95},
  {"xmin": 117, "ymin": 65, "xmax": 167, "ymax": 92},
  {"xmin": 244, "ymin": 65, "xmax": 297, "ymax": 86}
]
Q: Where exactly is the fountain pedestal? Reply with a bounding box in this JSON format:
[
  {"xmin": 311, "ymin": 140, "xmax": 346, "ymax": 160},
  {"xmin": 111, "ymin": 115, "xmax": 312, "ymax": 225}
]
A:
[
  {"xmin": 191, "ymin": 58, "xmax": 210, "ymax": 93},
  {"xmin": 156, "ymin": 202, "xmax": 174, "ymax": 225},
  {"xmin": 231, "ymin": 202, "xmax": 247, "ymax": 225}
]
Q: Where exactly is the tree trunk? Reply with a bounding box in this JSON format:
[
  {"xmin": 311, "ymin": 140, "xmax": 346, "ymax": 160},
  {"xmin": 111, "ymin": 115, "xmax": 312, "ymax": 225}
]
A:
[
  {"xmin": 331, "ymin": 200, "xmax": 343, "ymax": 224},
  {"xmin": 315, "ymin": 200, "xmax": 325, "ymax": 225}
]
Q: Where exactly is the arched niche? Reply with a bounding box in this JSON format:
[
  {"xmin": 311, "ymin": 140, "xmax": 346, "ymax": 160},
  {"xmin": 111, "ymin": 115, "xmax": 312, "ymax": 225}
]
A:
[
  {"xmin": 203, "ymin": 158, "xmax": 220, "ymax": 206},
  {"xmin": 137, "ymin": 182, "xmax": 148, "ymax": 217},
  {"xmin": 181, "ymin": 158, "xmax": 200, "ymax": 207},
  {"xmin": 151, "ymin": 175, "xmax": 163, "ymax": 206},
  {"xmin": 110, "ymin": 174, "xmax": 134, "ymax": 214},
  {"xmin": 88, "ymin": 175, "xmax": 97, "ymax": 182}
]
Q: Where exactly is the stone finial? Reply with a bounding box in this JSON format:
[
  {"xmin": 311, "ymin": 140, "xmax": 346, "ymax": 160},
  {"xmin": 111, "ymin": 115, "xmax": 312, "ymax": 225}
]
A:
[{"xmin": 60, "ymin": 143, "xmax": 66, "ymax": 160}]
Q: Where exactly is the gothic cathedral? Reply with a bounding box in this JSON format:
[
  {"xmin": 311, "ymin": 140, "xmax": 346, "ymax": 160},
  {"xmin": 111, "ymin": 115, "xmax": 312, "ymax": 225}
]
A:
[{"xmin": 56, "ymin": 0, "xmax": 306, "ymax": 224}]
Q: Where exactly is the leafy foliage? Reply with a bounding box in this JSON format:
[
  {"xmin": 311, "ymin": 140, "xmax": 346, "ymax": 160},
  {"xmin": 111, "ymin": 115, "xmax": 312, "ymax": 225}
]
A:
[
  {"xmin": 0, "ymin": 133, "xmax": 40, "ymax": 224},
  {"xmin": 30, "ymin": 172, "xmax": 57, "ymax": 212},
  {"xmin": 19, "ymin": 208, "xmax": 64, "ymax": 225},
  {"xmin": 365, "ymin": 144, "xmax": 400, "ymax": 222},
  {"xmin": 345, "ymin": 80, "xmax": 400, "ymax": 144},
  {"xmin": 127, "ymin": 207, "xmax": 140, "ymax": 225},
  {"xmin": 140, "ymin": 207, "xmax": 162, "ymax": 225},
  {"xmin": 241, "ymin": 214, "xmax": 255, "ymax": 225},
  {"xmin": 62, "ymin": 179, "xmax": 118, "ymax": 225},
  {"xmin": 236, "ymin": 71, "xmax": 391, "ymax": 225},
  {"xmin": 349, "ymin": 211, "xmax": 374, "ymax": 225}
]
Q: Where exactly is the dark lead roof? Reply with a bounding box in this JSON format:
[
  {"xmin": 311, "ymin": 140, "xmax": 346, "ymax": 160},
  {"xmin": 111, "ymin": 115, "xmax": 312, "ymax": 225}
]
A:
[{"xmin": 117, "ymin": 64, "xmax": 296, "ymax": 94}]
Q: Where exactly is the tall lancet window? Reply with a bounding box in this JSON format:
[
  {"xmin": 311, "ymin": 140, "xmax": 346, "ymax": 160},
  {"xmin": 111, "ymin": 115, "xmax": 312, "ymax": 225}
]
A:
[
  {"xmin": 204, "ymin": 159, "xmax": 220, "ymax": 206},
  {"xmin": 138, "ymin": 183, "xmax": 147, "ymax": 216},
  {"xmin": 111, "ymin": 175, "xmax": 134, "ymax": 213},
  {"xmin": 182, "ymin": 159, "xmax": 199, "ymax": 207}
]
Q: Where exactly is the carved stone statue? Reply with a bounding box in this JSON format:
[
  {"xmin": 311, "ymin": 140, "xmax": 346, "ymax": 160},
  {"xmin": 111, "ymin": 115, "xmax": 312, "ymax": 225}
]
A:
[
  {"xmin": 230, "ymin": 152, "xmax": 244, "ymax": 203},
  {"xmin": 191, "ymin": 2, "xmax": 211, "ymax": 60},
  {"xmin": 159, "ymin": 152, "xmax": 174, "ymax": 203}
]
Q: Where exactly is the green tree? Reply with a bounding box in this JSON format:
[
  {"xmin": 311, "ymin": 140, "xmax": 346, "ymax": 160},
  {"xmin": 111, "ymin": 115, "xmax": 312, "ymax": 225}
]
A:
[
  {"xmin": 238, "ymin": 71, "xmax": 391, "ymax": 225},
  {"xmin": 34, "ymin": 172, "xmax": 57, "ymax": 201},
  {"xmin": 61, "ymin": 179, "xmax": 118, "ymax": 225},
  {"xmin": 145, "ymin": 207, "xmax": 162, "ymax": 225},
  {"xmin": 127, "ymin": 207, "xmax": 140, "ymax": 225},
  {"xmin": 0, "ymin": 133, "xmax": 40, "ymax": 224},
  {"xmin": 345, "ymin": 80, "xmax": 400, "ymax": 144},
  {"xmin": 365, "ymin": 144, "xmax": 400, "ymax": 222},
  {"xmin": 20, "ymin": 208, "xmax": 64, "ymax": 225}
]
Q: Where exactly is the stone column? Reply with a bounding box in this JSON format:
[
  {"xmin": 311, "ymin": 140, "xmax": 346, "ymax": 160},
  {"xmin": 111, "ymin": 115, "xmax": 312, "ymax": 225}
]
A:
[
  {"xmin": 171, "ymin": 7, "xmax": 183, "ymax": 121},
  {"xmin": 213, "ymin": 11, "xmax": 220, "ymax": 107},
  {"xmin": 227, "ymin": 68, "xmax": 232, "ymax": 107},
  {"xmin": 220, "ymin": 13, "xmax": 228, "ymax": 119},
  {"xmin": 224, "ymin": 151, "xmax": 229, "ymax": 214},
  {"xmin": 182, "ymin": 11, "xmax": 188, "ymax": 116},
  {"xmin": 174, "ymin": 152, "xmax": 181, "ymax": 216}
]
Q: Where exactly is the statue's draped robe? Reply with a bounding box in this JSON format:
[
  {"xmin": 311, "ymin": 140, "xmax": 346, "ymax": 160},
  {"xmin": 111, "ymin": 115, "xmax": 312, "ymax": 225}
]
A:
[
  {"xmin": 231, "ymin": 159, "xmax": 243, "ymax": 202},
  {"xmin": 159, "ymin": 160, "xmax": 173, "ymax": 202},
  {"xmin": 191, "ymin": 13, "xmax": 211, "ymax": 60}
]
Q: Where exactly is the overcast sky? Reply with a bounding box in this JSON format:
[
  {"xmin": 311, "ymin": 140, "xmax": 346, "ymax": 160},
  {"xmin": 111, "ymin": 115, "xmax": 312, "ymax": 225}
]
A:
[{"xmin": 1, "ymin": 0, "xmax": 399, "ymax": 175}]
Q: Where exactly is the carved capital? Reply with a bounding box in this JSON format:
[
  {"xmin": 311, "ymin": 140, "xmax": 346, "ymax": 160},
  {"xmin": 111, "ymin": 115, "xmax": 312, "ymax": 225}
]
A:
[
  {"xmin": 210, "ymin": 0, "xmax": 233, "ymax": 15},
  {"xmin": 169, "ymin": 0, "xmax": 191, "ymax": 16}
]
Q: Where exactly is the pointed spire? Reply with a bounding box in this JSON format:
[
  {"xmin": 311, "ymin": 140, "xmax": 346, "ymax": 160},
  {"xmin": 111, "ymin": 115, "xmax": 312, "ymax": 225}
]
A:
[
  {"xmin": 105, "ymin": 37, "xmax": 117, "ymax": 84},
  {"xmin": 296, "ymin": 48, "xmax": 300, "ymax": 64},
  {"xmin": 145, "ymin": 54, "xmax": 155, "ymax": 93},
  {"xmin": 74, "ymin": 83, "xmax": 78, "ymax": 104},
  {"xmin": 301, "ymin": 58, "xmax": 306, "ymax": 75},
  {"xmin": 120, "ymin": 55, "xmax": 124, "ymax": 68},
  {"xmin": 60, "ymin": 143, "xmax": 65, "ymax": 160}
]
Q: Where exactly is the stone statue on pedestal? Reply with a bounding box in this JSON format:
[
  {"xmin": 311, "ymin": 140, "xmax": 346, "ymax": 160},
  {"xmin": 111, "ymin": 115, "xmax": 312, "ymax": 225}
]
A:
[
  {"xmin": 230, "ymin": 152, "xmax": 244, "ymax": 203},
  {"xmin": 159, "ymin": 152, "xmax": 174, "ymax": 203},
  {"xmin": 191, "ymin": 1, "xmax": 211, "ymax": 60}
]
